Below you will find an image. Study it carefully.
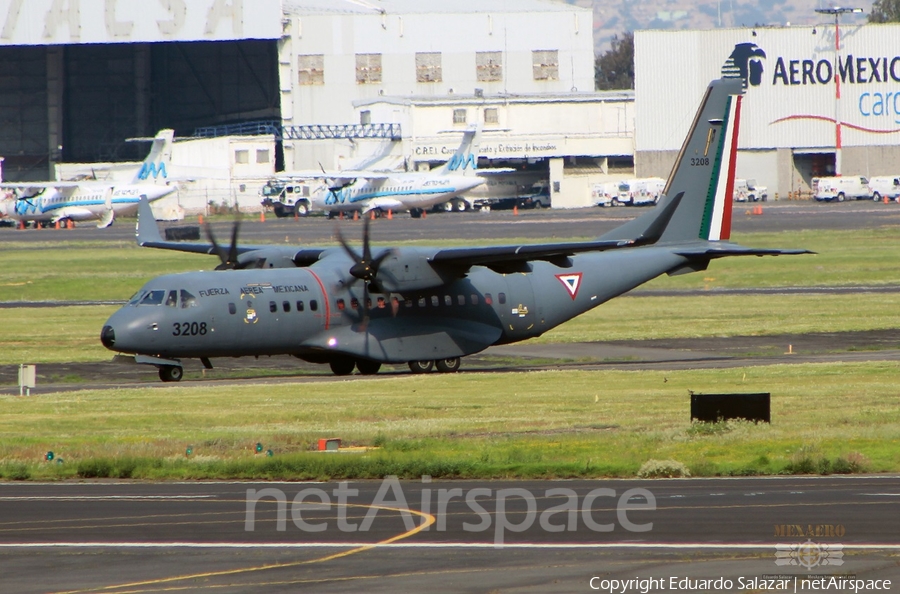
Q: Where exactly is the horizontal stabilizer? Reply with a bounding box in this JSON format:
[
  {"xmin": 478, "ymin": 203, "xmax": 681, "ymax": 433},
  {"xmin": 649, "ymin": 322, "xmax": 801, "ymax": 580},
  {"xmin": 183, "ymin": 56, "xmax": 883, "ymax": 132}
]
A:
[{"xmin": 674, "ymin": 243, "xmax": 816, "ymax": 259}]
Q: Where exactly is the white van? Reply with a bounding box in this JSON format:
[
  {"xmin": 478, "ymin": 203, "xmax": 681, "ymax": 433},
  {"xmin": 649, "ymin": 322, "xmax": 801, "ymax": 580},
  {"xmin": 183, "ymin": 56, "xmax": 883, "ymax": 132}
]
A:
[
  {"xmin": 616, "ymin": 178, "xmax": 666, "ymax": 206},
  {"xmin": 591, "ymin": 182, "xmax": 621, "ymax": 207},
  {"xmin": 868, "ymin": 176, "xmax": 900, "ymax": 202},
  {"xmin": 813, "ymin": 176, "xmax": 870, "ymax": 202}
]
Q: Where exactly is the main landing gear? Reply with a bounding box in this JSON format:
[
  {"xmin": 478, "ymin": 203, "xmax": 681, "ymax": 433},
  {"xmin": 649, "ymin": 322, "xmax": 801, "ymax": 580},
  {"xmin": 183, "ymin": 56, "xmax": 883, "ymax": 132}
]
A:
[
  {"xmin": 326, "ymin": 357, "xmax": 462, "ymax": 376},
  {"xmin": 158, "ymin": 365, "xmax": 184, "ymax": 382}
]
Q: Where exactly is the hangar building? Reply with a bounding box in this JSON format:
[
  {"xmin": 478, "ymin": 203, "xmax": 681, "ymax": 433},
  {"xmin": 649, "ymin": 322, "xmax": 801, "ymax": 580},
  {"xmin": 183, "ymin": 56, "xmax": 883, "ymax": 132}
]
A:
[
  {"xmin": 0, "ymin": 0, "xmax": 637, "ymax": 212},
  {"xmin": 635, "ymin": 24, "xmax": 900, "ymax": 198}
]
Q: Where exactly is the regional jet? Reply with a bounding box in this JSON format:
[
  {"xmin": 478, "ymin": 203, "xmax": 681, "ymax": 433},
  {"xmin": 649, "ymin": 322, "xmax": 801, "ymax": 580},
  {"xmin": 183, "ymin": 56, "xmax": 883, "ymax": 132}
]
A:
[
  {"xmin": 0, "ymin": 129, "xmax": 177, "ymax": 228},
  {"xmin": 100, "ymin": 77, "xmax": 812, "ymax": 382}
]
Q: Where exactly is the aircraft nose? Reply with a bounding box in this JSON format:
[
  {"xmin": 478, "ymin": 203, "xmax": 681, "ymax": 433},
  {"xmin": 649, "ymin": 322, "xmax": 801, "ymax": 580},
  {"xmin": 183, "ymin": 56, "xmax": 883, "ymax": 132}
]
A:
[{"xmin": 100, "ymin": 325, "xmax": 116, "ymax": 349}]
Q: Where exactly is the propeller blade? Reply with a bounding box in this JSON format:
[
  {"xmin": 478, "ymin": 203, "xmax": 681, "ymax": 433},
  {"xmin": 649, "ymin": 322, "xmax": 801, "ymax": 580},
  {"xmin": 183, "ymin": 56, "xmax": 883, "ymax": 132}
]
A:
[
  {"xmin": 205, "ymin": 223, "xmax": 230, "ymax": 268},
  {"xmin": 227, "ymin": 219, "xmax": 241, "ymax": 266}
]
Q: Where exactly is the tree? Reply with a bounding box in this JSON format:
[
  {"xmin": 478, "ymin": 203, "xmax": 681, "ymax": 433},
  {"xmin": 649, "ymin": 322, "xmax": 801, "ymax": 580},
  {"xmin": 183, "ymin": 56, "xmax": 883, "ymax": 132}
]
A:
[
  {"xmin": 868, "ymin": 0, "xmax": 900, "ymax": 22},
  {"xmin": 595, "ymin": 32, "xmax": 634, "ymax": 91}
]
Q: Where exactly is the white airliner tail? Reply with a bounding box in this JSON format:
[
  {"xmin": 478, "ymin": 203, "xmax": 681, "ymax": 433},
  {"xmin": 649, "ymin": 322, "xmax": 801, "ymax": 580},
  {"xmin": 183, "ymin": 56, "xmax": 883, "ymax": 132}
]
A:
[
  {"xmin": 435, "ymin": 126, "xmax": 481, "ymax": 176},
  {"xmin": 129, "ymin": 129, "xmax": 174, "ymax": 185}
]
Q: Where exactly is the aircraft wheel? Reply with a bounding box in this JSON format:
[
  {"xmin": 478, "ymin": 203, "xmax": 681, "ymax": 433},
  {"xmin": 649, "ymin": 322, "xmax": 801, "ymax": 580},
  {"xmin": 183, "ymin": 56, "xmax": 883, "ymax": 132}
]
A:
[
  {"xmin": 455, "ymin": 200, "xmax": 467, "ymax": 212},
  {"xmin": 442, "ymin": 201, "xmax": 454, "ymax": 212},
  {"xmin": 408, "ymin": 360, "xmax": 434, "ymax": 374},
  {"xmin": 356, "ymin": 359, "xmax": 382, "ymax": 375},
  {"xmin": 435, "ymin": 357, "xmax": 461, "ymax": 373},
  {"xmin": 159, "ymin": 365, "xmax": 183, "ymax": 382},
  {"xmin": 329, "ymin": 358, "xmax": 356, "ymax": 376},
  {"xmin": 409, "ymin": 208, "xmax": 423, "ymax": 219}
]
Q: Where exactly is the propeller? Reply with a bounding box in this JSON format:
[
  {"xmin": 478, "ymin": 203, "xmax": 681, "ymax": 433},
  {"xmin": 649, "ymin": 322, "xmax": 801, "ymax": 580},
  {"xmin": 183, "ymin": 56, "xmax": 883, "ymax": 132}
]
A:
[
  {"xmin": 205, "ymin": 218, "xmax": 265, "ymax": 270},
  {"xmin": 335, "ymin": 216, "xmax": 394, "ymax": 329}
]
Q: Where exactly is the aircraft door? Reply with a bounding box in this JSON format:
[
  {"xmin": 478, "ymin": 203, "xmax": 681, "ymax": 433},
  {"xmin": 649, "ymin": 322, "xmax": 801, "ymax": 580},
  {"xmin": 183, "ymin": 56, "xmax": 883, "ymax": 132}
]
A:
[{"xmin": 500, "ymin": 273, "xmax": 536, "ymax": 339}]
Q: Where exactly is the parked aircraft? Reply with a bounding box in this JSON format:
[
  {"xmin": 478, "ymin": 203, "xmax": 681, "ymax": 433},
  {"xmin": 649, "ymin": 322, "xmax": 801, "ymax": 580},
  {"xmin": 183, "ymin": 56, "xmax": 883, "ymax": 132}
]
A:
[
  {"xmin": 281, "ymin": 126, "xmax": 511, "ymax": 217},
  {"xmin": 0, "ymin": 129, "xmax": 176, "ymax": 228},
  {"xmin": 100, "ymin": 78, "xmax": 812, "ymax": 382}
]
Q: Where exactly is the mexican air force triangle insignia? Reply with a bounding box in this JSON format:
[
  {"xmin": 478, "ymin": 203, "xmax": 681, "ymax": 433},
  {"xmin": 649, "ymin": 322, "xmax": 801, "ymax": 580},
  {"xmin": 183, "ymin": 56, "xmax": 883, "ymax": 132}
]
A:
[{"xmin": 555, "ymin": 272, "xmax": 583, "ymax": 300}]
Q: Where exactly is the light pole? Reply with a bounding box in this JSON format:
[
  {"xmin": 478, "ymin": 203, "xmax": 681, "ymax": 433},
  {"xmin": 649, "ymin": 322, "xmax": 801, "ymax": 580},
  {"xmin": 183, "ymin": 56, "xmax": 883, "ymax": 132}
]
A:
[{"xmin": 814, "ymin": 6, "xmax": 863, "ymax": 177}]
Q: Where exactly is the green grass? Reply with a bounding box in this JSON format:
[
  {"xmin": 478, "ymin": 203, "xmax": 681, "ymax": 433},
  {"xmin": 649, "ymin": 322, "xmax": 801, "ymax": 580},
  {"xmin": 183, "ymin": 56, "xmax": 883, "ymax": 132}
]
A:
[
  {"xmin": 2, "ymin": 228, "xmax": 900, "ymax": 303},
  {"xmin": 0, "ymin": 363, "xmax": 897, "ymax": 480}
]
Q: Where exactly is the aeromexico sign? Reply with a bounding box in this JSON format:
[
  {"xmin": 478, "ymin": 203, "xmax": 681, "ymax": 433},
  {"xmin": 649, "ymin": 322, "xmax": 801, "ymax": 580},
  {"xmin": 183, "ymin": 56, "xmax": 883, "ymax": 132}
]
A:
[{"xmin": 725, "ymin": 41, "xmax": 900, "ymax": 133}]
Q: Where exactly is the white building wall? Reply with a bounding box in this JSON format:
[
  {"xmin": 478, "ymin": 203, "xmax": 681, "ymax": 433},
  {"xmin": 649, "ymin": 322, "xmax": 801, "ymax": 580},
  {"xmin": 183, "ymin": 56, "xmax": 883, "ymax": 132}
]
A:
[
  {"xmin": 636, "ymin": 25, "xmax": 900, "ymax": 151},
  {"xmin": 281, "ymin": 1, "xmax": 595, "ymax": 171}
]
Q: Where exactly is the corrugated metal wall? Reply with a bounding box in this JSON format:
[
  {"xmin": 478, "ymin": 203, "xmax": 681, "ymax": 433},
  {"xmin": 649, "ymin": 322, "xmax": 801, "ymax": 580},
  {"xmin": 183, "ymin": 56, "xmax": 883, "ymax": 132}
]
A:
[{"xmin": 636, "ymin": 25, "xmax": 900, "ymax": 151}]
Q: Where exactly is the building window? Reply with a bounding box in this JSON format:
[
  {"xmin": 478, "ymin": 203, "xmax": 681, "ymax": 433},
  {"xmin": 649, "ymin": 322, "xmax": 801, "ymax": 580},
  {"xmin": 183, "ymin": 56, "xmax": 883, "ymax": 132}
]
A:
[
  {"xmin": 298, "ymin": 54, "xmax": 324, "ymax": 85},
  {"xmin": 360, "ymin": 110, "xmax": 371, "ymax": 125},
  {"xmin": 532, "ymin": 49, "xmax": 559, "ymax": 81},
  {"xmin": 416, "ymin": 52, "xmax": 442, "ymax": 82},
  {"xmin": 484, "ymin": 108, "xmax": 498, "ymax": 125},
  {"xmin": 453, "ymin": 109, "xmax": 467, "ymax": 125},
  {"xmin": 476, "ymin": 51, "xmax": 502, "ymax": 82},
  {"xmin": 356, "ymin": 53, "xmax": 382, "ymax": 84},
  {"xmin": 234, "ymin": 150, "xmax": 249, "ymax": 164},
  {"xmin": 256, "ymin": 149, "xmax": 269, "ymax": 164}
]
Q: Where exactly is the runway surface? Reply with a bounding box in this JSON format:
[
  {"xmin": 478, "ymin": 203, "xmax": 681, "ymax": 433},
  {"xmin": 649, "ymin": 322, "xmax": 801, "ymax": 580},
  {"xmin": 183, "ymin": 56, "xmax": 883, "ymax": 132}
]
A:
[{"xmin": 1, "ymin": 477, "xmax": 899, "ymax": 593}]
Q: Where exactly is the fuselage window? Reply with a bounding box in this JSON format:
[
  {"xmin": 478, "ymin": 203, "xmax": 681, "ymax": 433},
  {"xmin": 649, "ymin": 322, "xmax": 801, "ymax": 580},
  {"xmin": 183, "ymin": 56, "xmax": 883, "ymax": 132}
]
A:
[
  {"xmin": 392, "ymin": 296, "xmax": 400, "ymax": 310},
  {"xmin": 140, "ymin": 290, "xmax": 166, "ymax": 306},
  {"xmin": 337, "ymin": 298, "xmax": 346, "ymax": 310},
  {"xmin": 269, "ymin": 301, "xmax": 277, "ymax": 313},
  {"xmin": 470, "ymin": 294, "xmax": 479, "ymax": 305},
  {"xmin": 498, "ymin": 292, "xmax": 507, "ymax": 305},
  {"xmin": 351, "ymin": 298, "xmax": 359, "ymax": 309},
  {"xmin": 431, "ymin": 295, "xmax": 439, "ymax": 307},
  {"xmin": 444, "ymin": 295, "xmax": 452, "ymax": 306},
  {"xmin": 484, "ymin": 293, "xmax": 493, "ymax": 305},
  {"xmin": 165, "ymin": 290, "xmax": 178, "ymax": 307},
  {"xmin": 418, "ymin": 297, "xmax": 426, "ymax": 308},
  {"xmin": 458, "ymin": 294, "xmax": 465, "ymax": 306},
  {"xmin": 297, "ymin": 300, "xmax": 305, "ymax": 312},
  {"xmin": 366, "ymin": 298, "xmax": 372, "ymax": 309},
  {"xmin": 283, "ymin": 301, "xmax": 291, "ymax": 312},
  {"xmin": 310, "ymin": 299, "xmax": 318, "ymax": 311},
  {"xmin": 405, "ymin": 299, "xmax": 413, "ymax": 308},
  {"xmin": 180, "ymin": 290, "xmax": 197, "ymax": 308},
  {"xmin": 228, "ymin": 303, "xmax": 236, "ymax": 315}
]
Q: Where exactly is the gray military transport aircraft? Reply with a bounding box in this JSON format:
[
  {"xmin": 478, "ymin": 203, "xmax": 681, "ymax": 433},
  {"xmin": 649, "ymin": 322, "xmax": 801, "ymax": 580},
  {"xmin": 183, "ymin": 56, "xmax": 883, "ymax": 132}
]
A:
[{"xmin": 101, "ymin": 77, "xmax": 811, "ymax": 382}]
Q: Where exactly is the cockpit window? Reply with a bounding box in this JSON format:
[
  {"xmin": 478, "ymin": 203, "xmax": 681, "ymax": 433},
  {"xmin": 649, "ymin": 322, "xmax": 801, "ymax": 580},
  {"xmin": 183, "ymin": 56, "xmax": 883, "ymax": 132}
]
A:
[
  {"xmin": 127, "ymin": 290, "xmax": 147, "ymax": 306},
  {"xmin": 139, "ymin": 290, "xmax": 166, "ymax": 306},
  {"xmin": 165, "ymin": 290, "xmax": 178, "ymax": 308},
  {"xmin": 180, "ymin": 290, "xmax": 197, "ymax": 309}
]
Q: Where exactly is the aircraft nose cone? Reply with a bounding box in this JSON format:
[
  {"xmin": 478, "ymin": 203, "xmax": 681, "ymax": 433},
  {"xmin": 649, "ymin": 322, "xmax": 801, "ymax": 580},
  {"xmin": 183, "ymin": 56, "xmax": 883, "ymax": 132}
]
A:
[{"xmin": 100, "ymin": 325, "xmax": 116, "ymax": 349}]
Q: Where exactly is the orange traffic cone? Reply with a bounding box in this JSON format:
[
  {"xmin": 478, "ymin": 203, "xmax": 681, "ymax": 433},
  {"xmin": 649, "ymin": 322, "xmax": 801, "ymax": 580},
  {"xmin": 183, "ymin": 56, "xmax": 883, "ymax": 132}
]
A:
[
  {"xmin": 67, "ymin": 219, "xmax": 73, "ymax": 229},
  {"xmin": 513, "ymin": 204, "xmax": 518, "ymax": 216},
  {"xmin": 370, "ymin": 210, "xmax": 375, "ymax": 220},
  {"xmin": 353, "ymin": 211, "xmax": 359, "ymax": 221},
  {"xmin": 54, "ymin": 220, "xmax": 60, "ymax": 229},
  {"xmin": 884, "ymin": 195, "xmax": 889, "ymax": 204},
  {"xmin": 260, "ymin": 211, "xmax": 266, "ymax": 223},
  {"xmin": 387, "ymin": 209, "xmax": 393, "ymax": 220},
  {"xmin": 198, "ymin": 214, "xmax": 204, "ymax": 225}
]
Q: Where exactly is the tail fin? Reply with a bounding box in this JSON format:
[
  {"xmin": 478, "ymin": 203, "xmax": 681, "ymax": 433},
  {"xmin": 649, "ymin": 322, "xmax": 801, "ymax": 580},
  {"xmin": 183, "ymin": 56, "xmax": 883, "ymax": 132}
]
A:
[
  {"xmin": 599, "ymin": 78, "xmax": 743, "ymax": 244},
  {"xmin": 130, "ymin": 129, "xmax": 174, "ymax": 185},
  {"xmin": 436, "ymin": 125, "xmax": 481, "ymax": 176}
]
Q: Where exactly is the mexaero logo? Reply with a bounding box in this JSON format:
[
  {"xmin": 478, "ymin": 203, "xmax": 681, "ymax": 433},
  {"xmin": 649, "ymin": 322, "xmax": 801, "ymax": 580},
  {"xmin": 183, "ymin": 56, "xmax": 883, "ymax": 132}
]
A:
[
  {"xmin": 721, "ymin": 43, "xmax": 766, "ymax": 91},
  {"xmin": 447, "ymin": 153, "xmax": 477, "ymax": 171},
  {"xmin": 138, "ymin": 161, "xmax": 168, "ymax": 180}
]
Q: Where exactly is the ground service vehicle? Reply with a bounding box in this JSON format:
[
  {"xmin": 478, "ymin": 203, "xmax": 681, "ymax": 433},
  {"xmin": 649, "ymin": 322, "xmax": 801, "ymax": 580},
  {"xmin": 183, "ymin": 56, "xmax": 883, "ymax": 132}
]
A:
[
  {"xmin": 868, "ymin": 176, "xmax": 900, "ymax": 202},
  {"xmin": 260, "ymin": 180, "xmax": 313, "ymax": 217},
  {"xmin": 813, "ymin": 176, "xmax": 870, "ymax": 202},
  {"xmin": 733, "ymin": 179, "xmax": 768, "ymax": 202}
]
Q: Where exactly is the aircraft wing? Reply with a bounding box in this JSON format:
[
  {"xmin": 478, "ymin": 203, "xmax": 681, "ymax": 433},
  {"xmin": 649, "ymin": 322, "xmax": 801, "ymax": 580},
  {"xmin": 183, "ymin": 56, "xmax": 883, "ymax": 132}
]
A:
[
  {"xmin": 429, "ymin": 239, "xmax": 634, "ymax": 272},
  {"xmin": 474, "ymin": 167, "xmax": 517, "ymax": 175},
  {"xmin": 275, "ymin": 170, "xmax": 393, "ymax": 181}
]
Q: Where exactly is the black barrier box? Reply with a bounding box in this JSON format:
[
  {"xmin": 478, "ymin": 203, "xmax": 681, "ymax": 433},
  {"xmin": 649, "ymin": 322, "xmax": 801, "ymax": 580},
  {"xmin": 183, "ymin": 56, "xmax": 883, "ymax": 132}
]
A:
[
  {"xmin": 164, "ymin": 226, "xmax": 201, "ymax": 241},
  {"xmin": 690, "ymin": 392, "xmax": 770, "ymax": 423}
]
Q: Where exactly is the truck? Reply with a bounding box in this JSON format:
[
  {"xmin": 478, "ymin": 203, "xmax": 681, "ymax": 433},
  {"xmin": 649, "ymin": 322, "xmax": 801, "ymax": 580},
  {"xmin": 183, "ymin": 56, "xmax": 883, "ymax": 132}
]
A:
[
  {"xmin": 259, "ymin": 179, "xmax": 314, "ymax": 217},
  {"xmin": 733, "ymin": 179, "xmax": 768, "ymax": 202},
  {"xmin": 813, "ymin": 176, "xmax": 870, "ymax": 202},
  {"xmin": 592, "ymin": 181, "xmax": 621, "ymax": 207},
  {"xmin": 617, "ymin": 178, "xmax": 666, "ymax": 206}
]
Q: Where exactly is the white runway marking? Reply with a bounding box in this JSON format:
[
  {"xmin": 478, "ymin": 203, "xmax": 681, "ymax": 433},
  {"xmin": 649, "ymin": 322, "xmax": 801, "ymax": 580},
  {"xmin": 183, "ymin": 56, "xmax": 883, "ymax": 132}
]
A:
[{"xmin": 1, "ymin": 542, "xmax": 899, "ymax": 550}]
